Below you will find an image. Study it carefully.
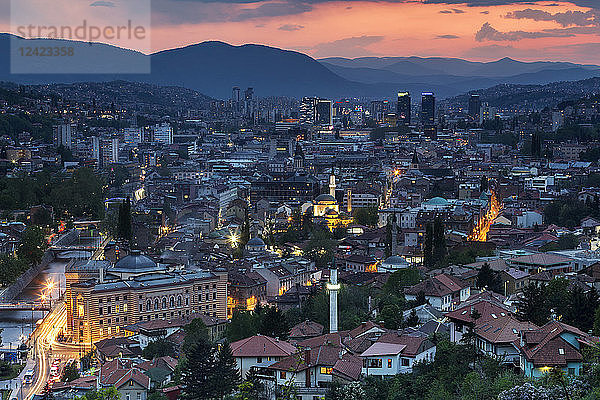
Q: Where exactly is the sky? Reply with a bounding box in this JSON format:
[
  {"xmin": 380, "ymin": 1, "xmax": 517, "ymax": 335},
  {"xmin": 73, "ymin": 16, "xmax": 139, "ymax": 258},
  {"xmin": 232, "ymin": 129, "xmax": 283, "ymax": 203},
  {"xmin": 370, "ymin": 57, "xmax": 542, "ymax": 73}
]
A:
[{"xmin": 2, "ymin": 0, "xmax": 600, "ymax": 64}]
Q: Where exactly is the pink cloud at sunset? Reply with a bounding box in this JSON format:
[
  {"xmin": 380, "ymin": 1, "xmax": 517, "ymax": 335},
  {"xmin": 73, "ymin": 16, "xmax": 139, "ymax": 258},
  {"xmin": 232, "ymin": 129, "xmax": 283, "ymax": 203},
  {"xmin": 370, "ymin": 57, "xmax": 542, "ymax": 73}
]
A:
[{"xmin": 2, "ymin": 0, "xmax": 600, "ymax": 63}]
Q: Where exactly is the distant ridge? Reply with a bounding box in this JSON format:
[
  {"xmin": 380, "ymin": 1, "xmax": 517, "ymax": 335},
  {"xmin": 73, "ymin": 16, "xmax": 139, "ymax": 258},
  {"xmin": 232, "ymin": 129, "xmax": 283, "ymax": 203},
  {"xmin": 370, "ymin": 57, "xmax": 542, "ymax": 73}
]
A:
[{"xmin": 1, "ymin": 33, "xmax": 599, "ymax": 99}]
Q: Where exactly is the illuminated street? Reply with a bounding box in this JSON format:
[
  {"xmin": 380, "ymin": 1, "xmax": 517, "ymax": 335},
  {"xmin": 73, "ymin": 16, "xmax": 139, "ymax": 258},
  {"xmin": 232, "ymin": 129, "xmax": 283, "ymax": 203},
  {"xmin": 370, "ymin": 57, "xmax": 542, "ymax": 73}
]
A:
[{"xmin": 468, "ymin": 191, "xmax": 502, "ymax": 242}]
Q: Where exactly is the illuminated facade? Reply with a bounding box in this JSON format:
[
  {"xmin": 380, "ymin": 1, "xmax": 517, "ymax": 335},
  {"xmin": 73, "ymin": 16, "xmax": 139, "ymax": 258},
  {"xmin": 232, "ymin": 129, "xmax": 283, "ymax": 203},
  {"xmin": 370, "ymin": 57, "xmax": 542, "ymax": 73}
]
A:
[{"xmin": 66, "ymin": 251, "xmax": 227, "ymax": 345}]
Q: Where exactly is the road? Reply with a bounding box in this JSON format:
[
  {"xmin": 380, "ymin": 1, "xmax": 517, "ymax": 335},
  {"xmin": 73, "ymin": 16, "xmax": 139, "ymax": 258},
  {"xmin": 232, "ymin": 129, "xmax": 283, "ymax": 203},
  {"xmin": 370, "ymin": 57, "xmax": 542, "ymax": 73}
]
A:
[
  {"xmin": 13, "ymin": 234, "xmax": 109, "ymax": 400},
  {"xmin": 21, "ymin": 302, "xmax": 65, "ymax": 400}
]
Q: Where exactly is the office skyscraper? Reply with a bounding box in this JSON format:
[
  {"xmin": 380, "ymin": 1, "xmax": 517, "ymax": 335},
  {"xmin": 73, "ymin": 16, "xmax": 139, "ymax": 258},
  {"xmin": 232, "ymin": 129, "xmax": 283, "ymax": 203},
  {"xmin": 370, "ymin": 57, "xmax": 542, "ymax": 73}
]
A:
[
  {"xmin": 421, "ymin": 93, "xmax": 435, "ymax": 125},
  {"xmin": 397, "ymin": 92, "xmax": 411, "ymax": 125},
  {"xmin": 53, "ymin": 123, "xmax": 72, "ymax": 149},
  {"xmin": 468, "ymin": 94, "xmax": 481, "ymax": 121},
  {"xmin": 300, "ymin": 97, "xmax": 332, "ymax": 126}
]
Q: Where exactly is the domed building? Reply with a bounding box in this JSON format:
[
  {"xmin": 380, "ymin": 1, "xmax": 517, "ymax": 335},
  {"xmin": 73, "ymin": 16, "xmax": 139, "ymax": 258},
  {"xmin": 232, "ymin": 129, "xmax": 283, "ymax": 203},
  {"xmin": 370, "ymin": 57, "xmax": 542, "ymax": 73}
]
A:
[
  {"xmin": 108, "ymin": 250, "xmax": 166, "ymax": 280},
  {"xmin": 245, "ymin": 237, "xmax": 267, "ymax": 254},
  {"xmin": 379, "ymin": 255, "xmax": 412, "ymax": 273},
  {"xmin": 313, "ymin": 194, "xmax": 339, "ymax": 217}
]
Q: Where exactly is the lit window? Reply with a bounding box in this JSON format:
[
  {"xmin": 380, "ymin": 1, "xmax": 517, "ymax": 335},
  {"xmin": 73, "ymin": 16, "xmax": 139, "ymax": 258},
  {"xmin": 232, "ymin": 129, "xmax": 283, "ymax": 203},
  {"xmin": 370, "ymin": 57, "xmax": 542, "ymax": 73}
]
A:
[
  {"xmin": 320, "ymin": 367, "xmax": 332, "ymax": 374},
  {"xmin": 388, "ymin": 359, "xmax": 392, "ymax": 368}
]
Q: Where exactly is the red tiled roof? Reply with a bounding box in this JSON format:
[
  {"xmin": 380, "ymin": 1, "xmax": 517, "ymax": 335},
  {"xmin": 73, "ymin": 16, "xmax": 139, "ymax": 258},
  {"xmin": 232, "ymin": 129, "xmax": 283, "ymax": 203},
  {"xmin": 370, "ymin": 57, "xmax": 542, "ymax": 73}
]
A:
[
  {"xmin": 230, "ymin": 335, "xmax": 296, "ymax": 358},
  {"xmin": 332, "ymin": 353, "xmax": 362, "ymax": 381},
  {"xmin": 268, "ymin": 345, "xmax": 342, "ymax": 372},
  {"xmin": 405, "ymin": 274, "xmax": 467, "ymax": 297},
  {"xmin": 518, "ymin": 321, "xmax": 588, "ymax": 367},
  {"xmin": 289, "ymin": 320, "xmax": 324, "ymax": 339}
]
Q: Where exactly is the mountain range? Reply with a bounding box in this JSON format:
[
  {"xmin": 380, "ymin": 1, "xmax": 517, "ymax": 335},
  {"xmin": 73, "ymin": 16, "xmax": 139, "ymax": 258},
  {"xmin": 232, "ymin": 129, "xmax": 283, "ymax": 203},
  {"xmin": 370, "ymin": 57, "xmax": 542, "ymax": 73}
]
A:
[{"xmin": 1, "ymin": 33, "xmax": 599, "ymax": 100}]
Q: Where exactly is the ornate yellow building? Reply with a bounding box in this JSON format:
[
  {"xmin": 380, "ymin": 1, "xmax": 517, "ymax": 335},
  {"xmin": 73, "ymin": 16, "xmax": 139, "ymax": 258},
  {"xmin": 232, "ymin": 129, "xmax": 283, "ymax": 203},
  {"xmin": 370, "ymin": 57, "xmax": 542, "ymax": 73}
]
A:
[{"xmin": 66, "ymin": 251, "xmax": 227, "ymax": 345}]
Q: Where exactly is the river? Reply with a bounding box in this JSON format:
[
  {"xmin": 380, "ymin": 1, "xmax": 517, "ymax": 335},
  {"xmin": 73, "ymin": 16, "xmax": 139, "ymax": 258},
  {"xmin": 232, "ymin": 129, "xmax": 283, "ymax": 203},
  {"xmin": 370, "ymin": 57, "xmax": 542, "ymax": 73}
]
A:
[{"xmin": 0, "ymin": 236, "xmax": 98, "ymax": 350}]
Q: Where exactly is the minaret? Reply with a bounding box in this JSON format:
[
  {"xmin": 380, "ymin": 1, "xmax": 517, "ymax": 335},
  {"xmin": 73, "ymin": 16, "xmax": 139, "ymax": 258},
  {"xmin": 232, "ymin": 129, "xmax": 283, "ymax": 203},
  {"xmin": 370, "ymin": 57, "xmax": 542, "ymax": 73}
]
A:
[
  {"xmin": 329, "ymin": 174, "xmax": 336, "ymax": 197},
  {"xmin": 327, "ymin": 266, "xmax": 339, "ymax": 333}
]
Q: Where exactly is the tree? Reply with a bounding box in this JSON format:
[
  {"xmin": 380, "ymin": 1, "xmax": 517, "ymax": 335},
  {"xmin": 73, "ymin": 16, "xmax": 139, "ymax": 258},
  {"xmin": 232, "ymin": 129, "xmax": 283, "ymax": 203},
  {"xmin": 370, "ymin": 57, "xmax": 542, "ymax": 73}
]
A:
[
  {"xmin": 303, "ymin": 229, "xmax": 336, "ymax": 268},
  {"xmin": 353, "ymin": 207, "xmax": 378, "ymax": 226},
  {"xmin": 235, "ymin": 368, "xmax": 265, "ymax": 400},
  {"xmin": 260, "ymin": 306, "xmax": 289, "ymax": 339},
  {"xmin": 142, "ymin": 338, "xmax": 176, "ymax": 359},
  {"xmin": 180, "ymin": 337, "xmax": 217, "ymax": 400},
  {"xmin": 213, "ymin": 342, "xmax": 240, "ymax": 399},
  {"xmin": 516, "ymin": 283, "xmax": 549, "ymax": 326},
  {"xmin": 227, "ymin": 309, "xmax": 259, "ymax": 342},
  {"xmin": 564, "ymin": 286, "xmax": 598, "ymax": 333},
  {"xmin": 0, "ymin": 255, "xmax": 29, "ymax": 286},
  {"xmin": 480, "ymin": 176, "xmax": 489, "ymax": 193},
  {"xmin": 380, "ymin": 304, "xmax": 403, "ymax": 329},
  {"xmin": 182, "ymin": 317, "xmax": 209, "ymax": 353},
  {"xmin": 593, "ymin": 305, "xmax": 600, "ymax": 336},
  {"xmin": 476, "ymin": 263, "xmax": 501, "ymax": 293},
  {"xmin": 432, "ymin": 218, "xmax": 446, "ymax": 265},
  {"xmin": 384, "ymin": 267, "xmax": 421, "ymax": 295},
  {"xmin": 62, "ymin": 362, "xmax": 80, "ymax": 382},
  {"xmin": 17, "ymin": 225, "xmax": 47, "ymax": 266},
  {"xmin": 77, "ymin": 387, "xmax": 120, "ymax": 400},
  {"xmin": 423, "ymin": 223, "xmax": 434, "ymax": 269},
  {"xmin": 405, "ymin": 308, "xmax": 419, "ymax": 327},
  {"xmin": 117, "ymin": 197, "xmax": 132, "ymax": 241}
]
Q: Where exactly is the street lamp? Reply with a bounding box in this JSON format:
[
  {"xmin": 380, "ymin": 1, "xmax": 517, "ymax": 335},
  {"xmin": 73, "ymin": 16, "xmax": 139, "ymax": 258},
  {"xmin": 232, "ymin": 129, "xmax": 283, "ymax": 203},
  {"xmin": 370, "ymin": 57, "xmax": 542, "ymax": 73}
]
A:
[{"xmin": 228, "ymin": 233, "xmax": 240, "ymax": 247}]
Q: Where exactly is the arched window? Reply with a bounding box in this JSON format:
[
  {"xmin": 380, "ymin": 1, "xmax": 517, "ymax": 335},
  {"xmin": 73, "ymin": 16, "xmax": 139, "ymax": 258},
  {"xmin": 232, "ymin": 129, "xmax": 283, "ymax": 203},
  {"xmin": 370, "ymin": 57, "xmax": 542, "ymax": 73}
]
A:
[
  {"xmin": 169, "ymin": 297, "xmax": 175, "ymax": 308},
  {"xmin": 177, "ymin": 296, "xmax": 182, "ymax": 307},
  {"xmin": 154, "ymin": 298, "xmax": 159, "ymax": 310},
  {"xmin": 162, "ymin": 298, "xmax": 167, "ymax": 309},
  {"xmin": 146, "ymin": 300, "xmax": 151, "ymax": 311}
]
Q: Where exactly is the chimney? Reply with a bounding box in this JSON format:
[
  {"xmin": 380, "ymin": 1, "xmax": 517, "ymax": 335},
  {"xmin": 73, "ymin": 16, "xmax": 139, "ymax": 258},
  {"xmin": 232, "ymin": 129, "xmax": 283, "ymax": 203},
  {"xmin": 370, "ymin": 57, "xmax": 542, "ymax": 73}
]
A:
[
  {"xmin": 304, "ymin": 347, "xmax": 311, "ymax": 365},
  {"xmin": 99, "ymin": 265, "xmax": 105, "ymax": 284}
]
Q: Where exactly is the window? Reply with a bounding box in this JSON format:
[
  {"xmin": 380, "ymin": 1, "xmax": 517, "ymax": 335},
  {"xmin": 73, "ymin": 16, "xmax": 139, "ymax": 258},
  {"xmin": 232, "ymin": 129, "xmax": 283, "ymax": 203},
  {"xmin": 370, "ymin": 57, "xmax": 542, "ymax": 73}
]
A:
[
  {"xmin": 107, "ymin": 306, "xmax": 112, "ymax": 314},
  {"xmin": 559, "ymin": 348, "xmax": 565, "ymax": 355},
  {"xmin": 146, "ymin": 300, "xmax": 151, "ymax": 311},
  {"xmin": 366, "ymin": 359, "xmax": 382, "ymax": 368},
  {"xmin": 320, "ymin": 367, "xmax": 332, "ymax": 374},
  {"xmin": 401, "ymin": 358, "xmax": 409, "ymax": 367},
  {"xmin": 213, "ymin": 293, "xmax": 217, "ymax": 300},
  {"xmin": 99, "ymin": 308, "xmax": 103, "ymax": 316},
  {"xmin": 280, "ymin": 371, "xmax": 286, "ymax": 379},
  {"xmin": 116, "ymin": 305, "xmax": 119, "ymax": 313},
  {"xmin": 170, "ymin": 297, "xmax": 175, "ymax": 308},
  {"xmin": 123, "ymin": 304, "xmax": 127, "ymax": 312},
  {"xmin": 257, "ymin": 357, "xmax": 263, "ymax": 363},
  {"xmin": 99, "ymin": 320, "xmax": 103, "ymax": 325},
  {"xmin": 177, "ymin": 296, "xmax": 182, "ymax": 307},
  {"xmin": 154, "ymin": 299, "xmax": 159, "ymax": 310},
  {"xmin": 388, "ymin": 359, "xmax": 392, "ymax": 368},
  {"xmin": 568, "ymin": 368, "xmax": 576, "ymax": 375},
  {"xmin": 137, "ymin": 394, "xmax": 141, "ymax": 400},
  {"xmin": 162, "ymin": 298, "xmax": 167, "ymax": 309},
  {"xmin": 139, "ymin": 304, "xmax": 143, "ymax": 312}
]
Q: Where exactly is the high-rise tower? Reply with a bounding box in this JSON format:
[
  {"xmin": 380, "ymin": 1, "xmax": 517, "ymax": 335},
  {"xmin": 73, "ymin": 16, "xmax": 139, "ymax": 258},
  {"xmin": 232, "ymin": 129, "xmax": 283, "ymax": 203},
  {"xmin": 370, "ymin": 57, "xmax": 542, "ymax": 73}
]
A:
[
  {"xmin": 397, "ymin": 92, "xmax": 411, "ymax": 125},
  {"xmin": 421, "ymin": 92, "xmax": 436, "ymax": 125}
]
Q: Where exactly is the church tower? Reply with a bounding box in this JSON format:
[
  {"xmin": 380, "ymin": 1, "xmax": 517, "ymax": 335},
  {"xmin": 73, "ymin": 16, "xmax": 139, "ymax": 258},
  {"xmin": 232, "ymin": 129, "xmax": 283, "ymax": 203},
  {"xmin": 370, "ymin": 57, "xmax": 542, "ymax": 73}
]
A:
[{"xmin": 293, "ymin": 142, "xmax": 305, "ymax": 171}]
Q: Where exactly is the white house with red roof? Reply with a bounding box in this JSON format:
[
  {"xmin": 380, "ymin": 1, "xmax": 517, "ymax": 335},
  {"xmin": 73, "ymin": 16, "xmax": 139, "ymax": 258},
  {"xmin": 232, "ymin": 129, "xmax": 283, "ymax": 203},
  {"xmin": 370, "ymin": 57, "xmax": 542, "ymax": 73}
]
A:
[
  {"xmin": 230, "ymin": 334, "xmax": 297, "ymax": 378},
  {"xmin": 405, "ymin": 273, "xmax": 470, "ymax": 311},
  {"xmin": 360, "ymin": 332, "xmax": 436, "ymax": 376}
]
